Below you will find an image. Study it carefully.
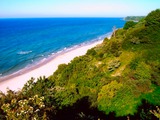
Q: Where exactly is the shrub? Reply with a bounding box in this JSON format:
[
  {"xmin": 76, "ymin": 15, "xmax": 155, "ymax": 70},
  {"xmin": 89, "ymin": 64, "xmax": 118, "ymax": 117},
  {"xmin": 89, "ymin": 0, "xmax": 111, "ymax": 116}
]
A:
[
  {"xmin": 145, "ymin": 9, "xmax": 160, "ymax": 27},
  {"xmin": 1, "ymin": 95, "xmax": 46, "ymax": 120},
  {"xmin": 86, "ymin": 48, "xmax": 97, "ymax": 56},
  {"xmin": 123, "ymin": 21, "xmax": 137, "ymax": 30}
]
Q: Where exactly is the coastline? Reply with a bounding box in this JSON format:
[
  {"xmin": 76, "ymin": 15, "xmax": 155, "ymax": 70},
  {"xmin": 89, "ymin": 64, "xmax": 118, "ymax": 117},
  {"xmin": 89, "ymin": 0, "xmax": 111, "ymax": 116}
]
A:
[{"xmin": 0, "ymin": 39, "xmax": 106, "ymax": 93}]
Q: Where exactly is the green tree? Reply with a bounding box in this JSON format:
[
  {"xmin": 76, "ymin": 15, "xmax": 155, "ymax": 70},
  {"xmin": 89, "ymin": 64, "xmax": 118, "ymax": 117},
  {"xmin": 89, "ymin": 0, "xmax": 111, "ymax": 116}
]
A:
[
  {"xmin": 145, "ymin": 9, "xmax": 160, "ymax": 27},
  {"xmin": 123, "ymin": 21, "xmax": 137, "ymax": 30},
  {"xmin": 97, "ymin": 81, "xmax": 123, "ymax": 114}
]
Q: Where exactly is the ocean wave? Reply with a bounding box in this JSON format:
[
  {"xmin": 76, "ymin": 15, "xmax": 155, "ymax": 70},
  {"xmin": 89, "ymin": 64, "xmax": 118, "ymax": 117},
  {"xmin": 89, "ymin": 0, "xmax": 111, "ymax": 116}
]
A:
[
  {"xmin": 17, "ymin": 51, "xmax": 32, "ymax": 55},
  {"xmin": 42, "ymin": 58, "xmax": 47, "ymax": 61},
  {"xmin": 98, "ymin": 37, "xmax": 102, "ymax": 40}
]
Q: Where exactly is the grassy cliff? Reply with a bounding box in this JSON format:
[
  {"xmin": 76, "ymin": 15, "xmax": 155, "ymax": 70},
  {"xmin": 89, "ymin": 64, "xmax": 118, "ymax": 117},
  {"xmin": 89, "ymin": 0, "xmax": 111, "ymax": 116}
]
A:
[{"xmin": 0, "ymin": 9, "xmax": 160, "ymax": 120}]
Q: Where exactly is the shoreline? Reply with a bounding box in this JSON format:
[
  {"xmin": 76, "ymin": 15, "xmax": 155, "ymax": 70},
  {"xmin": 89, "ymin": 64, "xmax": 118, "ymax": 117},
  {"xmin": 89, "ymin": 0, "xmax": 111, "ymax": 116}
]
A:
[
  {"xmin": 0, "ymin": 39, "xmax": 105, "ymax": 93},
  {"xmin": 0, "ymin": 32, "xmax": 111, "ymax": 79}
]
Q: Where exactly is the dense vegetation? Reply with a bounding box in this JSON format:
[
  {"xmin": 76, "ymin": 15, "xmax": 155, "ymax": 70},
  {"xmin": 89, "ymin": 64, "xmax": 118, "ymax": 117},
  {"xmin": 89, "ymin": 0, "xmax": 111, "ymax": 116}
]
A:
[
  {"xmin": 0, "ymin": 9, "xmax": 160, "ymax": 120},
  {"xmin": 123, "ymin": 21, "xmax": 137, "ymax": 30},
  {"xmin": 124, "ymin": 16, "xmax": 145, "ymax": 22}
]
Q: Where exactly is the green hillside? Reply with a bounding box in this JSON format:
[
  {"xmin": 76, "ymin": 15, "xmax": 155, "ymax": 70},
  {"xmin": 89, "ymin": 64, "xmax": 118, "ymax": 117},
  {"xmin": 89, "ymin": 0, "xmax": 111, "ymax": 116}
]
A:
[
  {"xmin": 124, "ymin": 16, "xmax": 145, "ymax": 22},
  {"xmin": 0, "ymin": 9, "xmax": 160, "ymax": 120}
]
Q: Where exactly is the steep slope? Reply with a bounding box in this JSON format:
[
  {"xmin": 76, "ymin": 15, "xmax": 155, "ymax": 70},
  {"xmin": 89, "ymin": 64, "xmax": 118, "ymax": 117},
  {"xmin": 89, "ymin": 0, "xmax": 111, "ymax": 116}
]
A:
[
  {"xmin": 0, "ymin": 9, "xmax": 160, "ymax": 120},
  {"xmin": 48, "ymin": 9, "xmax": 160, "ymax": 117}
]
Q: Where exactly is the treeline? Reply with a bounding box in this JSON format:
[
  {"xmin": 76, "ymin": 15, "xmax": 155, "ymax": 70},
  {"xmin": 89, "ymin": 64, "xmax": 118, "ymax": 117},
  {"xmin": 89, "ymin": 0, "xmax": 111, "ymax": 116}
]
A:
[
  {"xmin": 124, "ymin": 16, "xmax": 145, "ymax": 22},
  {"xmin": 0, "ymin": 9, "xmax": 160, "ymax": 120}
]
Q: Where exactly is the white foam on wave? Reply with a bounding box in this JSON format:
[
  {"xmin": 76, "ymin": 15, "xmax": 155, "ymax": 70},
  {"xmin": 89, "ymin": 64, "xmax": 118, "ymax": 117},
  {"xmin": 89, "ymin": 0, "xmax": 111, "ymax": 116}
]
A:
[
  {"xmin": 57, "ymin": 50, "xmax": 63, "ymax": 54},
  {"xmin": 17, "ymin": 51, "xmax": 32, "ymax": 55},
  {"xmin": 98, "ymin": 37, "xmax": 102, "ymax": 40},
  {"xmin": 41, "ymin": 58, "xmax": 47, "ymax": 62}
]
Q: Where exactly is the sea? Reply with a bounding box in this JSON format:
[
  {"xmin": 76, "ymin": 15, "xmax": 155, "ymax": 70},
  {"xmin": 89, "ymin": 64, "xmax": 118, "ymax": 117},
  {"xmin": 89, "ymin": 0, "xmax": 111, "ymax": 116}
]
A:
[{"xmin": 0, "ymin": 18, "xmax": 125, "ymax": 78}]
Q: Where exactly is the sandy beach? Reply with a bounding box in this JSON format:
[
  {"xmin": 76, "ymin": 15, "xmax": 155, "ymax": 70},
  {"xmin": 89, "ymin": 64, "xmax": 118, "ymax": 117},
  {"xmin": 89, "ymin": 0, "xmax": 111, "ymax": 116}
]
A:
[{"xmin": 0, "ymin": 40, "xmax": 104, "ymax": 93}]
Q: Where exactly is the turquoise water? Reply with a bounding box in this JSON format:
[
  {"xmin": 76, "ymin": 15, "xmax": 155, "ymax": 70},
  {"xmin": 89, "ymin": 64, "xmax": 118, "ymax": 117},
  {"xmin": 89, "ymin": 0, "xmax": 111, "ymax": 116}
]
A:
[{"xmin": 0, "ymin": 18, "xmax": 125, "ymax": 77}]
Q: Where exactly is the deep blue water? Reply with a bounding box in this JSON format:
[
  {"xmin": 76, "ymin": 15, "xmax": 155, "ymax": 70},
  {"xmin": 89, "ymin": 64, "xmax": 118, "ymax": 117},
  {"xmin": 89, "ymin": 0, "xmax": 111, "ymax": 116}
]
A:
[{"xmin": 0, "ymin": 18, "xmax": 125, "ymax": 77}]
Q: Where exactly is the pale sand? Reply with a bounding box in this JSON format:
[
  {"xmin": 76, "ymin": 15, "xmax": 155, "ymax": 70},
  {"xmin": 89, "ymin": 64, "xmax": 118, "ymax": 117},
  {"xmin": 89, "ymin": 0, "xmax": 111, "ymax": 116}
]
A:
[{"xmin": 0, "ymin": 40, "xmax": 103, "ymax": 93}]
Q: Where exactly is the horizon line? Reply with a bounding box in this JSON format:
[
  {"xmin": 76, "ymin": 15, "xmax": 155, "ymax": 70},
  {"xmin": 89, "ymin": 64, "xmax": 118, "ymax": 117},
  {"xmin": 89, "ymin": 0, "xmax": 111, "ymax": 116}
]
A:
[{"xmin": 0, "ymin": 16, "xmax": 126, "ymax": 19}]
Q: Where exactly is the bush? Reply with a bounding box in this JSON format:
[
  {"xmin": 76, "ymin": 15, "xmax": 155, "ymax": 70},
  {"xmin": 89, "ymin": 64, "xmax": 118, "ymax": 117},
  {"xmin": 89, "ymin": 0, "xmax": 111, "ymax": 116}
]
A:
[
  {"xmin": 86, "ymin": 48, "xmax": 96, "ymax": 56},
  {"xmin": 1, "ymin": 95, "xmax": 46, "ymax": 120},
  {"xmin": 97, "ymin": 81, "xmax": 123, "ymax": 115},
  {"xmin": 129, "ymin": 58, "xmax": 139, "ymax": 70},
  {"xmin": 109, "ymin": 40, "xmax": 122, "ymax": 57},
  {"xmin": 145, "ymin": 9, "xmax": 160, "ymax": 27},
  {"xmin": 123, "ymin": 21, "xmax": 137, "ymax": 30}
]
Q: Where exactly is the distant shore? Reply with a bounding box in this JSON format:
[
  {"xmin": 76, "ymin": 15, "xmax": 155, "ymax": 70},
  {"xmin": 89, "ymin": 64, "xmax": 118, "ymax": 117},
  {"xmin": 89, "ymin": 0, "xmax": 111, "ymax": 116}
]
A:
[{"xmin": 0, "ymin": 38, "xmax": 109, "ymax": 93}]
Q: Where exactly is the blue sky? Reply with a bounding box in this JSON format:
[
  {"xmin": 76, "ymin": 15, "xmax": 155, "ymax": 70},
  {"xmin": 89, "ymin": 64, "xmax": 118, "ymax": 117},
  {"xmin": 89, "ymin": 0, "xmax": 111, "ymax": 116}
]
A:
[{"xmin": 0, "ymin": 0, "xmax": 159, "ymax": 18}]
